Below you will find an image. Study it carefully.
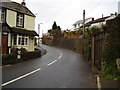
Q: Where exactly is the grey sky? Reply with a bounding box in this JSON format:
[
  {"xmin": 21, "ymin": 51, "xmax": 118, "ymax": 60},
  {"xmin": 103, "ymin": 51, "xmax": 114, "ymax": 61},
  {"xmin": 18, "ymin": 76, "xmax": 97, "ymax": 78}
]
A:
[{"xmin": 12, "ymin": 0, "xmax": 119, "ymax": 37}]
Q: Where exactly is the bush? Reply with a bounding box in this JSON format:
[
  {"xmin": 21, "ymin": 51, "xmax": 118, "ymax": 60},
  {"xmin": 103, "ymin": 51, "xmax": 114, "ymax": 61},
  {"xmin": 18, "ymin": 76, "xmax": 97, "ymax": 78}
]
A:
[
  {"xmin": 101, "ymin": 15, "xmax": 120, "ymax": 80},
  {"xmin": 2, "ymin": 51, "xmax": 41, "ymax": 65},
  {"xmin": 22, "ymin": 51, "xmax": 41, "ymax": 61},
  {"xmin": 2, "ymin": 53, "xmax": 17, "ymax": 65}
]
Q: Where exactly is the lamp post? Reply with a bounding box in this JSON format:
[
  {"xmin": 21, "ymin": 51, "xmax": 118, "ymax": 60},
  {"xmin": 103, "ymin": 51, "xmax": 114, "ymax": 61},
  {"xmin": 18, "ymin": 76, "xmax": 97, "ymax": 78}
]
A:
[{"xmin": 38, "ymin": 23, "xmax": 42, "ymax": 46}]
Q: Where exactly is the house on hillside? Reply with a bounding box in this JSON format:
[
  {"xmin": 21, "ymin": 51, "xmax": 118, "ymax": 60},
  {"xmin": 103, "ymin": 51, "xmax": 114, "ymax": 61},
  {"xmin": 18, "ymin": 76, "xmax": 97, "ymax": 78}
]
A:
[
  {"xmin": 1, "ymin": 0, "xmax": 38, "ymax": 54},
  {"xmin": 82, "ymin": 15, "xmax": 116, "ymax": 28},
  {"xmin": 73, "ymin": 17, "xmax": 94, "ymax": 30}
]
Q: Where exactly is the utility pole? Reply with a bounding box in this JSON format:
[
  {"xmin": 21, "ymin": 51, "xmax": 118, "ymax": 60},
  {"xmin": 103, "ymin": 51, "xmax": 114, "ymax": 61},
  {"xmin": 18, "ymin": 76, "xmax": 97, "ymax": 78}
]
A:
[
  {"xmin": 0, "ymin": 1, "xmax": 2, "ymax": 90},
  {"xmin": 82, "ymin": 10, "xmax": 85, "ymax": 55},
  {"xmin": 83, "ymin": 10, "xmax": 85, "ymax": 35}
]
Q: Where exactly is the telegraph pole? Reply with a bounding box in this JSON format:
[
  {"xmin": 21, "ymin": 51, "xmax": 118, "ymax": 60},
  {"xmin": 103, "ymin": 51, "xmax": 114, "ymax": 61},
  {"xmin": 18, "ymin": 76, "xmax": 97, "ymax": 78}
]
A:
[
  {"xmin": 82, "ymin": 10, "xmax": 85, "ymax": 55},
  {"xmin": 0, "ymin": 1, "xmax": 2, "ymax": 90},
  {"xmin": 83, "ymin": 10, "xmax": 85, "ymax": 36}
]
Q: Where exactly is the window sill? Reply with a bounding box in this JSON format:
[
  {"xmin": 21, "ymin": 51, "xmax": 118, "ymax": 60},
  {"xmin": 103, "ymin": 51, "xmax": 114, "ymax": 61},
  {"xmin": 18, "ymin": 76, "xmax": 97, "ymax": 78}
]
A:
[{"xmin": 14, "ymin": 45, "xmax": 28, "ymax": 47}]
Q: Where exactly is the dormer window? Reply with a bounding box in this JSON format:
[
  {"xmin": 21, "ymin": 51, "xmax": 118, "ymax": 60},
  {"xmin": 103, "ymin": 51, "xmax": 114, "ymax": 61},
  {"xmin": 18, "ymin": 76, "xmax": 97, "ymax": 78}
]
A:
[{"xmin": 16, "ymin": 13, "xmax": 24, "ymax": 27}]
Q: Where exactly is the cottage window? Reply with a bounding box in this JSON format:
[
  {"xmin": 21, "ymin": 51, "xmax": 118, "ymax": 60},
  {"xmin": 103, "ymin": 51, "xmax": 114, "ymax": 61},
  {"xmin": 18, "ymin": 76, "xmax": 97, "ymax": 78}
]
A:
[
  {"xmin": 14, "ymin": 34, "xmax": 28, "ymax": 46},
  {"xmin": 14, "ymin": 34, "xmax": 17, "ymax": 45},
  {"xmin": 17, "ymin": 13, "xmax": 24, "ymax": 27}
]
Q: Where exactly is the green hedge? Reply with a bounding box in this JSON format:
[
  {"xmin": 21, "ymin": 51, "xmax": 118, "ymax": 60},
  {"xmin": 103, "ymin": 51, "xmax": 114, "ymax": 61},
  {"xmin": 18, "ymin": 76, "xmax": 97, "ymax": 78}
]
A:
[
  {"xmin": 2, "ymin": 53, "xmax": 17, "ymax": 65},
  {"xmin": 2, "ymin": 51, "xmax": 41, "ymax": 65},
  {"xmin": 22, "ymin": 51, "xmax": 41, "ymax": 61}
]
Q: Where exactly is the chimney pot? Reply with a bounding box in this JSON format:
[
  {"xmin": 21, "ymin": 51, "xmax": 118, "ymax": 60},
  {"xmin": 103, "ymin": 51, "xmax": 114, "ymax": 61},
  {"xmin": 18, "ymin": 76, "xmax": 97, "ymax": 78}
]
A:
[{"xmin": 21, "ymin": 0, "xmax": 26, "ymax": 6}]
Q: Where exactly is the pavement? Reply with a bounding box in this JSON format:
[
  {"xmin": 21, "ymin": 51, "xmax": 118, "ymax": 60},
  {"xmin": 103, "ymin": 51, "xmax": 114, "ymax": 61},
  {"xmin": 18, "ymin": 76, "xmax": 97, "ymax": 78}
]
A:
[
  {"xmin": 2, "ymin": 44, "xmax": 97, "ymax": 88},
  {"xmin": 100, "ymin": 78, "xmax": 119, "ymax": 89},
  {"xmin": 91, "ymin": 65, "xmax": 120, "ymax": 89}
]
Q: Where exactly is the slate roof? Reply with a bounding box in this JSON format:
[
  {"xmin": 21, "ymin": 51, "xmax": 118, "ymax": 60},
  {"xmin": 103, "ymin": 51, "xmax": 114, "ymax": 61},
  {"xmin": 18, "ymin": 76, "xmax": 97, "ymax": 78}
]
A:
[
  {"xmin": 2, "ymin": 23, "xmax": 38, "ymax": 36},
  {"xmin": 80, "ymin": 16, "xmax": 110, "ymax": 28},
  {"xmin": 73, "ymin": 17, "xmax": 93, "ymax": 26},
  {"xmin": 2, "ymin": 23, "xmax": 12, "ymax": 32},
  {"xmin": 2, "ymin": 1, "xmax": 35, "ymax": 17},
  {"xmin": 91, "ymin": 16, "xmax": 110, "ymax": 24},
  {"xmin": 11, "ymin": 27, "xmax": 39, "ymax": 36}
]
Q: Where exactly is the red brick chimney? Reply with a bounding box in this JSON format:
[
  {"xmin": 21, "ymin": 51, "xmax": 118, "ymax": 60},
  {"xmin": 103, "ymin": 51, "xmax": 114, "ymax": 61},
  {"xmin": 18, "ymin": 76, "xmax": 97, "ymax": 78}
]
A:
[{"xmin": 92, "ymin": 18, "xmax": 94, "ymax": 21}]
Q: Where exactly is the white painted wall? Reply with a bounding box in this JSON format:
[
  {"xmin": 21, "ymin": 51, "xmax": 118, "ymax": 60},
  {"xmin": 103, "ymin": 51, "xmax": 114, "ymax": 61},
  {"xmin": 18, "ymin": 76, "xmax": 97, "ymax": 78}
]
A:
[
  {"xmin": 90, "ymin": 21, "xmax": 105, "ymax": 27},
  {"xmin": 6, "ymin": 10, "xmax": 17, "ymax": 27},
  {"xmin": 24, "ymin": 15, "xmax": 35, "ymax": 30}
]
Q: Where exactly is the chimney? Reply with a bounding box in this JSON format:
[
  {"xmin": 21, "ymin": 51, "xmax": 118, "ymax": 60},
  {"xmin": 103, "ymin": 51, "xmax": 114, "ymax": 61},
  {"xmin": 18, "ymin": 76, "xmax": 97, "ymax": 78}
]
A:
[
  {"xmin": 92, "ymin": 18, "xmax": 94, "ymax": 21},
  {"xmin": 21, "ymin": 0, "xmax": 26, "ymax": 6},
  {"xmin": 102, "ymin": 14, "xmax": 104, "ymax": 18}
]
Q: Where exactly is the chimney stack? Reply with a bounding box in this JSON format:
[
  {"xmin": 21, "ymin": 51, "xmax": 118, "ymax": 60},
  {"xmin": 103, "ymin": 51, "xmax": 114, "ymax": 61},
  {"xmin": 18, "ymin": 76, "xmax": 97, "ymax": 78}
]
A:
[
  {"xmin": 21, "ymin": 0, "xmax": 26, "ymax": 6},
  {"xmin": 102, "ymin": 14, "xmax": 104, "ymax": 18},
  {"xmin": 92, "ymin": 18, "xmax": 94, "ymax": 21}
]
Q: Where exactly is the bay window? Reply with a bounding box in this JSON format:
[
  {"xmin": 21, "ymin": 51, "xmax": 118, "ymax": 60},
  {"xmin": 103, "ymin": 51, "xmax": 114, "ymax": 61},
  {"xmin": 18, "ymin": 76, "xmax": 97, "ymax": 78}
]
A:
[{"xmin": 14, "ymin": 34, "xmax": 28, "ymax": 46}]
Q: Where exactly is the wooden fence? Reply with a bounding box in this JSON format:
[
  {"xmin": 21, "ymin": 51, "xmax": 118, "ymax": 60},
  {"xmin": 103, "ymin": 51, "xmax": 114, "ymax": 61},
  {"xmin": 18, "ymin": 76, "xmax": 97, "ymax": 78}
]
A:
[{"xmin": 92, "ymin": 33, "xmax": 105, "ymax": 70}]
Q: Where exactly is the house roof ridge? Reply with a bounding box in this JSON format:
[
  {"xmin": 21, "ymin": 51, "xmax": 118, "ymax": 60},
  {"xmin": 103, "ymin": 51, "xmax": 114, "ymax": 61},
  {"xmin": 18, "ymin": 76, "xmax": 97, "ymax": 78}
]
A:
[{"xmin": 2, "ymin": 1, "xmax": 35, "ymax": 17}]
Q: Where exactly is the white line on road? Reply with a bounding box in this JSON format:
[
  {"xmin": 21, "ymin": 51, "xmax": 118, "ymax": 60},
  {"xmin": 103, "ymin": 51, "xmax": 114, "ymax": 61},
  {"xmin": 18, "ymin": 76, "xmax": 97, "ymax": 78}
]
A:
[
  {"xmin": 57, "ymin": 50, "xmax": 62, "ymax": 59},
  {"xmin": 47, "ymin": 60, "xmax": 57, "ymax": 66},
  {"xmin": 96, "ymin": 75, "xmax": 102, "ymax": 90},
  {"xmin": 0, "ymin": 65, "xmax": 12, "ymax": 69},
  {"xmin": 1, "ymin": 68, "xmax": 41, "ymax": 87},
  {"xmin": 58, "ymin": 56, "xmax": 61, "ymax": 59}
]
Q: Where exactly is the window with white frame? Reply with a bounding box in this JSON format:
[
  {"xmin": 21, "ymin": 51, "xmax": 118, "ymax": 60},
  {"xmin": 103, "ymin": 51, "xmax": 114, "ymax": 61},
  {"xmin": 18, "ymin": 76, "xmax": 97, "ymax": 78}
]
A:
[
  {"xmin": 14, "ymin": 34, "xmax": 28, "ymax": 46},
  {"xmin": 16, "ymin": 13, "xmax": 24, "ymax": 27}
]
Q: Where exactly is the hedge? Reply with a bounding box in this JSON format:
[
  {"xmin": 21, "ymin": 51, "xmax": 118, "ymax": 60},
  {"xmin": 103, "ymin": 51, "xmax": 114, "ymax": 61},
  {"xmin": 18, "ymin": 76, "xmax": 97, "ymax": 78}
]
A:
[{"xmin": 2, "ymin": 51, "xmax": 41, "ymax": 65}]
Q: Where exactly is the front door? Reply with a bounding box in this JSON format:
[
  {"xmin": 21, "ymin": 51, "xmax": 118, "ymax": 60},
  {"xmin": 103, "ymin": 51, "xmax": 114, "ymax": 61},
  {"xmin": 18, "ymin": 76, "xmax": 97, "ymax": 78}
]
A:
[{"xmin": 2, "ymin": 35, "xmax": 8, "ymax": 54}]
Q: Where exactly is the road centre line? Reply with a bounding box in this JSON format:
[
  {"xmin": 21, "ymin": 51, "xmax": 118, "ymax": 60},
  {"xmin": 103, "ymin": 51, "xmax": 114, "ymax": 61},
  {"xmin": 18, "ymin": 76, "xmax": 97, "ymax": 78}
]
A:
[
  {"xmin": 47, "ymin": 60, "xmax": 57, "ymax": 66},
  {"xmin": 1, "ymin": 68, "xmax": 41, "ymax": 87},
  {"xmin": 58, "ymin": 56, "xmax": 61, "ymax": 59},
  {"xmin": 57, "ymin": 50, "xmax": 62, "ymax": 59}
]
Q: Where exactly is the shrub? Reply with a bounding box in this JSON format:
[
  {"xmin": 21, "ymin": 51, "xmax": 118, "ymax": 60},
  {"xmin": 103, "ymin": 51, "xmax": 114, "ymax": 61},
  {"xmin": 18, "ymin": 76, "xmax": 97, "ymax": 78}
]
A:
[
  {"xmin": 2, "ymin": 51, "xmax": 41, "ymax": 65},
  {"xmin": 2, "ymin": 53, "xmax": 17, "ymax": 65},
  {"xmin": 101, "ymin": 15, "xmax": 120, "ymax": 80},
  {"xmin": 22, "ymin": 51, "xmax": 41, "ymax": 61}
]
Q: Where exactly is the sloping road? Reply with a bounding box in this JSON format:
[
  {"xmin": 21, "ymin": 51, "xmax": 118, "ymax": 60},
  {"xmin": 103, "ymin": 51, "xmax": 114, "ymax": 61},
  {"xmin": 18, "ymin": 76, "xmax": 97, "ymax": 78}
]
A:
[{"xmin": 2, "ymin": 45, "xmax": 97, "ymax": 88}]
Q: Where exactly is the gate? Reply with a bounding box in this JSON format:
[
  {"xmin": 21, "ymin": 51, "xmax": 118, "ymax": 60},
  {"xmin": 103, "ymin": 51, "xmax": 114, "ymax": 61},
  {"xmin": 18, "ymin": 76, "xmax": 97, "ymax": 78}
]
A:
[{"xmin": 94, "ymin": 33, "xmax": 105, "ymax": 70}]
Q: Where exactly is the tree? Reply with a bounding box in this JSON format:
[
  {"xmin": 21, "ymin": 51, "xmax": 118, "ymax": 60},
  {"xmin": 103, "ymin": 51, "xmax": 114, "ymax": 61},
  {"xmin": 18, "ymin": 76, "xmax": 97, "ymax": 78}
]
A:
[
  {"xmin": 52, "ymin": 21, "xmax": 58, "ymax": 30},
  {"xmin": 48, "ymin": 21, "xmax": 61, "ymax": 38}
]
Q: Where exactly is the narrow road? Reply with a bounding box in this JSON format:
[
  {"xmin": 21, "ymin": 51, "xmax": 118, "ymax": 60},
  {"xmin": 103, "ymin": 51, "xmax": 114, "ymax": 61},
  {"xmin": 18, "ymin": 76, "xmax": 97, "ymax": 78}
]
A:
[{"xmin": 2, "ymin": 45, "xmax": 97, "ymax": 88}]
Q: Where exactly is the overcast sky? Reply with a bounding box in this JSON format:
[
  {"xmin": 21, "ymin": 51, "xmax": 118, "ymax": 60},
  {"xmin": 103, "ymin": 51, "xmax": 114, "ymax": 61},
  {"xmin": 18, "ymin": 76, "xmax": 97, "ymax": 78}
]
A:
[{"xmin": 11, "ymin": 0, "xmax": 120, "ymax": 37}]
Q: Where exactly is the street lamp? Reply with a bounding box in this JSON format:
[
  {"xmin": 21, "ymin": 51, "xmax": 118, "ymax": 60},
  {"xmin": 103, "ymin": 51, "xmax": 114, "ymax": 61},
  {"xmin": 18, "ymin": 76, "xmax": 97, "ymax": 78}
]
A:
[{"xmin": 38, "ymin": 23, "xmax": 42, "ymax": 46}]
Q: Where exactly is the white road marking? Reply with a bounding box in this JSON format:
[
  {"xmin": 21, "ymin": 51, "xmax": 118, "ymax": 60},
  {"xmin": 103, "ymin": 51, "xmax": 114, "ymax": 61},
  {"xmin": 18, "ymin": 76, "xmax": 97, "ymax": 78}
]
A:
[
  {"xmin": 57, "ymin": 50, "xmax": 62, "ymax": 59},
  {"xmin": 1, "ymin": 65, "xmax": 12, "ymax": 69},
  {"xmin": 1, "ymin": 68, "xmax": 41, "ymax": 87},
  {"xmin": 96, "ymin": 75, "xmax": 102, "ymax": 89},
  {"xmin": 47, "ymin": 60, "xmax": 57, "ymax": 66},
  {"xmin": 58, "ymin": 56, "xmax": 61, "ymax": 59}
]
